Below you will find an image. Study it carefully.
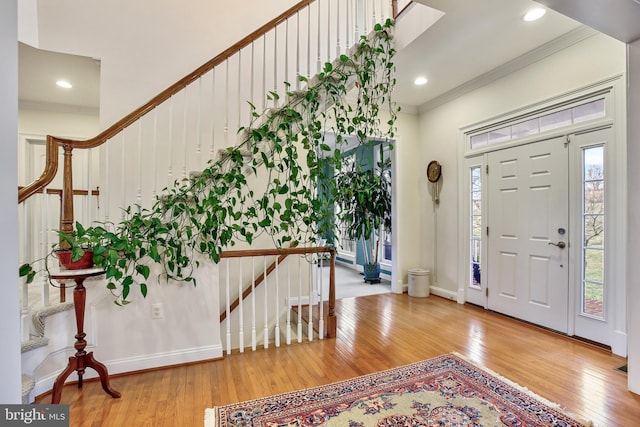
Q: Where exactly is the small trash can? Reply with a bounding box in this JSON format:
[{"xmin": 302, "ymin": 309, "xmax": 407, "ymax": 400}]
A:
[{"xmin": 408, "ymin": 269, "xmax": 431, "ymax": 298}]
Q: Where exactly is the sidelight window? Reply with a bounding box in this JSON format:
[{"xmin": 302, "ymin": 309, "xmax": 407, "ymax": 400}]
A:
[
  {"xmin": 469, "ymin": 166, "xmax": 482, "ymax": 288},
  {"xmin": 581, "ymin": 145, "xmax": 605, "ymax": 319}
]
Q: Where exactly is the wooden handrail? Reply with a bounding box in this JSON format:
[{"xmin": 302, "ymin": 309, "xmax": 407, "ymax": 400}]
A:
[
  {"xmin": 219, "ymin": 245, "xmax": 336, "ymax": 338},
  {"xmin": 18, "ymin": 187, "xmax": 100, "ymax": 197},
  {"xmin": 17, "ymin": 0, "xmax": 315, "ymax": 205},
  {"xmin": 18, "ymin": 136, "xmax": 59, "ymax": 203},
  {"xmin": 393, "ymin": 1, "xmax": 413, "ymax": 19}
]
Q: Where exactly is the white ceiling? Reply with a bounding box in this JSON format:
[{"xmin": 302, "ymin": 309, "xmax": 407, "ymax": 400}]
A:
[
  {"xmin": 17, "ymin": 0, "xmax": 605, "ymax": 116},
  {"xmin": 393, "ymin": 0, "xmax": 584, "ymax": 111},
  {"xmin": 19, "ymin": 42, "xmax": 100, "ymax": 114}
]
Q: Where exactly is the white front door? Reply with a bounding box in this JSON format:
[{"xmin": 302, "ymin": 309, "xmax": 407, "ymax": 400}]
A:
[{"xmin": 487, "ymin": 137, "xmax": 569, "ymax": 333}]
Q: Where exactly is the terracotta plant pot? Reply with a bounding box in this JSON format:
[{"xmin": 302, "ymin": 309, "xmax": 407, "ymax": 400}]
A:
[{"xmin": 55, "ymin": 249, "xmax": 95, "ymax": 270}]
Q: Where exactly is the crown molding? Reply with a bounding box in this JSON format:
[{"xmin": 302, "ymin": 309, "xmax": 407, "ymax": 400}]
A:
[{"xmin": 417, "ymin": 25, "xmax": 598, "ymax": 114}]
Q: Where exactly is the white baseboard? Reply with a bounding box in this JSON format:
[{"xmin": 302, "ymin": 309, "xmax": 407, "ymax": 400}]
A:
[
  {"xmin": 429, "ymin": 285, "xmax": 458, "ymax": 301},
  {"xmin": 30, "ymin": 344, "xmax": 223, "ymax": 401}
]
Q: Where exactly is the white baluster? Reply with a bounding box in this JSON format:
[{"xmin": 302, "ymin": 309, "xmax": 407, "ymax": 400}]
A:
[
  {"xmin": 182, "ymin": 88, "xmax": 188, "ymax": 179},
  {"xmin": 286, "ymin": 258, "xmax": 291, "ymax": 345},
  {"xmin": 317, "ymin": 0, "xmax": 322, "ymax": 72},
  {"xmin": 153, "ymin": 109, "xmax": 159, "ymax": 200},
  {"xmin": 308, "ymin": 257, "xmax": 313, "ymax": 341},
  {"xmin": 274, "ymin": 258, "xmax": 280, "ymax": 347},
  {"xmin": 225, "ymin": 259, "xmax": 231, "ymax": 355},
  {"xmin": 285, "ymin": 18, "xmax": 289, "ymax": 87},
  {"xmin": 251, "ymin": 256, "xmax": 257, "ymax": 351},
  {"xmin": 250, "ymin": 42, "xmax": 255, "ymax": 122},
  {"xmin": 262, "ymin": 35, "xmax": 267, "ymax": 112},
  {"xmin": 224, "ymin": 59, "xmax": 229, "ymax": 149},
  {"xmin": 196, "ymin": 77, "xmax": 202, "ymax": 169},
  {"xmin": 210, "ymin": 69, "xmax": 216, "ymax": 160},
  {"xmin": 167, "ymin": 98, "xmax": 174, "ymax": 187},
  {"xmin": 237, "ymin": 53, "xmax": 242, "ymax": 137},
  {"xmin": 372, "ymin": 0, "xmax": 377, "ymax": 30},
  {"xmin": 346, "ymin": 0, "xmax": 351, "ymax": 50},
  {"xmin": 273, "ymin": 26, "xmax": 278, "ymax": 107},
  {"xmin": 355, "ymin": 0, "xmax": 360, "ymax": 43},
  {"xmin": 104, "ymin": 141, "xmax": 110, "ymax": 224},
  {"xmin": 366, "ymin": 0, "xmax": 371, "ymax": 34},
  {"xmin": 41, "ymin": 191, "xmax": 50, "ymax": 307},
  {"xmin": 137, "ymin": 121, "xmax": 143, "ymax": 207},
  {"xmin": 20, "ymin": 200, "xmax": 30, "ymax": 341},
  {"xmin": 85, "ymin": 149, "xmax": 91, "ymax": 224},
  {"xmin": 263, "ymin": 257, "xmax": 269, "ymax": 349},
  {"xmin": 120, "ymin": 132, "xmax": 126, "ymax": 220},
  {"xmin": 297, "ymin": 255, "xmax": 302, "ymax": 342},
  {"xmin": 296, "ymin": 12, "xmax": 300, "ymax": 91},
  {"xmin": 307, "ymin": 6, "xmax": 311, "ymax": 83},
  {"xmin": 326, "ymin": 0, "xmax": 331, "ymax": 64},
  {"xmin": 238, "ymin": 257, "xmax": 244, "ymax": 352},
  {"xmin": 318, "ymin": 252, "xmax": 325, "ymax": 339},
  {"xmin": 336, "ymin": 0, "xmax": 341, "ymax": 57}
]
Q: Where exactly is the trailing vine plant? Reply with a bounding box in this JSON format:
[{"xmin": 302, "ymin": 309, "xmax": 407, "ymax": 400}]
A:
[{"xmin": 19, "ymin": 19, "xmax": 399, "ymax": 305}]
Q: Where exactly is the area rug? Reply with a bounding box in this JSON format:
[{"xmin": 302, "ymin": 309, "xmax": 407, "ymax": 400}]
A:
[{"xmin": 204, "ymin": 353, "xmax": 591, "ymax": 426}]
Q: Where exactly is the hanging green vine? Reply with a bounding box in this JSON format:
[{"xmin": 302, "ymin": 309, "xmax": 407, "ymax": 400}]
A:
[{"xmin": 19, "ymin": 19, "xmax": 399, "ymax": 305}]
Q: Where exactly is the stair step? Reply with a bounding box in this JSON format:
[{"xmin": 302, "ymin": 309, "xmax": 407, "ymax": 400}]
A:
[
  {"xmin": 21, "ymin": 374, "xmax": 35, "ymax": 404},
  {"xmin": 31, "ymin": 301, "xmax": 74, "ymax": 337},
  {"xmin": 21, "ymin": 336, "xmax": 49, "ymax": 353}
]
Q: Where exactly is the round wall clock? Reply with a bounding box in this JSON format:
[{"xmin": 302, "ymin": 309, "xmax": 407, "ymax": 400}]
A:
[{"xmin": 427, "ymin": 160, "xmax": 442, "ymax": 183}]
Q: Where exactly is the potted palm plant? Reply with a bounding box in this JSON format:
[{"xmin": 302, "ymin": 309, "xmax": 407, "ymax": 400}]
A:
[{"xmin": 334, "ymin": 151, "xmax": 391, "ymax": 283}]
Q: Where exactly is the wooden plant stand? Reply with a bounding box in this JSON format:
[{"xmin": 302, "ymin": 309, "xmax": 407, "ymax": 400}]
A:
[{"xmin": 49, "ymin": 268, "xmax": 121, "ymax": 404}]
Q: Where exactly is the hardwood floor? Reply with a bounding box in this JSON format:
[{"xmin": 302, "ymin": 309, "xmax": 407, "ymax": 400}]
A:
[{"xmin": 36, "ymin": 294, "xmax": 640, "ymax": 426}]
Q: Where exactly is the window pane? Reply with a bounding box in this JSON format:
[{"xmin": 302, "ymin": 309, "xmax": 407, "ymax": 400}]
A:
[
  {"xmin": 584, "ymin": 182, "xmax": 605, "ymax": 214},
  {"xmin": 583, "ymin": 282, "xmax": 604, "ymax": 317},
  {"xmin": 488, "ymin": 126, "xmax": 511, "ymax": 144},
  {"xmin": 470, "ymin": 133, "xmax": 488, "ymax": 149},
  {"xmin": 511, "ymin": 118, "xmax": 539, "ymax": 139},
  {"xmin": 573, "ymin": 99, "xmax": 606, "ymax": 124},
  {"xmin": 584, "ymin": 248, "xmax": 604, "ymax": 282},
  {"xmin": 540, "ymin": 109, "xmax": 572, "ymax": 132},
  {"xmin": 584, "ymin": 215, "xmax": 604, "ymax": 248},
  {"xmin": 472, "ymin": 240, "xmax": 481, "ymax": 287},
  {"xmin": 584, "ymin": 146, "xmax": 604, "ymax": 180}
]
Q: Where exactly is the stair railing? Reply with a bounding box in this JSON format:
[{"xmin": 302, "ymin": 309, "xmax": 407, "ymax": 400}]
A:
[
  {"xmin": 219, "ymin": 245, "xmax": 335, "ymax": 354},
  {"xmin": 17, "ymin": 0, "xmax": 395, "ymax": 341}
]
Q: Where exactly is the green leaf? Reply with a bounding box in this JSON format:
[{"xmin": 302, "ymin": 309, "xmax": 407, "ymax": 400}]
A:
[{"xmin": 136, "ymin": 265, "xmax": 151, "ymax": 280}]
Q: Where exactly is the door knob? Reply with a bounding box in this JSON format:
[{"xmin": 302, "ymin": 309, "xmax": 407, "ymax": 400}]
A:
[{"xmin": 548, "ymin": 241, "xmax": 566, "ymax": 249}]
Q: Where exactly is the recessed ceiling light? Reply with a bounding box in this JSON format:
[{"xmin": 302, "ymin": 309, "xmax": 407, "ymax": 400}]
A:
[
  {"xmin": 523, "ymin": 8, "xmax": 546, "ymax": 22},
  {"xmin": 414, "ymin": 76, "xmax": 428, "ymax": 86},
  {"xmin": 56, "ymin": 80, "xmax": 72, "ymax": 89}
]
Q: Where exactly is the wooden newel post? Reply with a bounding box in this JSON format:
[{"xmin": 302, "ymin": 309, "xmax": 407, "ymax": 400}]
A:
[
  {"xmin": 327, "ymin": 249, "xmax": 337, "ymax": 338},
  {"xmin": 392, "ymin": 0, "xmax": 398, "ymax": 19},
  {"xmin": 60, "ymin": 143, "xmax": 75, "ymax": 244}
]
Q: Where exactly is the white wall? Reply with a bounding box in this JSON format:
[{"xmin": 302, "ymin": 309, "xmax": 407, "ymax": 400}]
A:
[
  {"xmin": 626, "ymin": 39, "xmax": 640, "ymax": 393},
  {"xmin": 0, "ymin": 0, "xmax": 22, "ymax": 404},
  {"xmin": 418, "ymin": 33, "xmax": 626, "ymax": 295},
  {"xmin": 29, "ymin": 0, "xmax": 299, "ymax": 127},
  {"xmin": 389, "ymin": 110, "xmax": 422, "ymax": 288},
  {"xmin": 19, "ymin": 108, "xmax": 99, "ymax": 138}
]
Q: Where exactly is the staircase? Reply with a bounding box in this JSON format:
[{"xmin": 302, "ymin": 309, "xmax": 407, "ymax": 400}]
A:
[{"xmin": 18, "ymin": 0, "xmax": 402, "ymax": 403}]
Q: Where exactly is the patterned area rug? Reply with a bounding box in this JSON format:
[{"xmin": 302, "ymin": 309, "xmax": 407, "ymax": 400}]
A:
[{"xmin": 204, "ymin": 353, "xmax": 592, "ymax": 426}]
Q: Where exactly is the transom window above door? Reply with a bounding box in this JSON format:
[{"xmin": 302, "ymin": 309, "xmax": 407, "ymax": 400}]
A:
[{"xmin": 469, "ymin": 98, "xmax": 605, "ymax": 150}]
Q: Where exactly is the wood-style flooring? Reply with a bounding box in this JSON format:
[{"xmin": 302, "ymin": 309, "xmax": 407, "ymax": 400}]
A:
[{"xmin": 35, "ymin": 294, "xmax": 640, "ymax": 426}]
